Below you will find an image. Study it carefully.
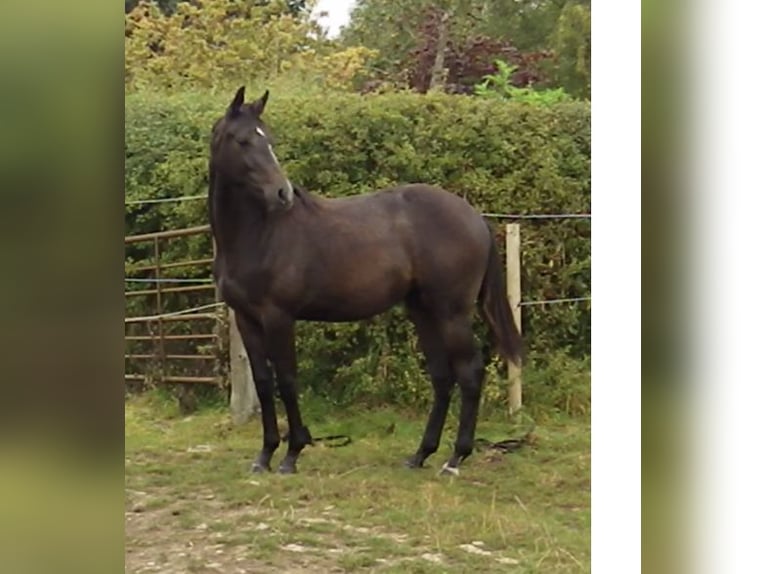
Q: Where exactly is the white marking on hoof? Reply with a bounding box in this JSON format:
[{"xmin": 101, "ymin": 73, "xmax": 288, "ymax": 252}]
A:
[{"xmin": 440, "ymin": 462, "xmax": 459, "ymax": 477}]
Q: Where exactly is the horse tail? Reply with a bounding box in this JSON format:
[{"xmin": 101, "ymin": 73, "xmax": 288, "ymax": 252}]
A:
[{"xmin": 478, "ymin": 226, "xmax": 523, "ymax": 366}]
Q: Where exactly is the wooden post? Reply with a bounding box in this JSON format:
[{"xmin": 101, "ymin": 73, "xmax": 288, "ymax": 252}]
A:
[
  {"xmin": 505, "ymin": 223, "xmax": 523, "ymax": 412},
  {"xmin": 228, "ymin": 308, "xmax": 259, "ymax": 424}
]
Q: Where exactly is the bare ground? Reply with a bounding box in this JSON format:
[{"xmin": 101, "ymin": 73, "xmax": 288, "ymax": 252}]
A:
[{"xmin": 125, "ymin": 396, "xmax": 590, "ymax": 573}]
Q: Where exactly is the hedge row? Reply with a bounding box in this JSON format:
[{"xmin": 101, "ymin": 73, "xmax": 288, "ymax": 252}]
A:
[{"xmin": 125, "ymin": 90, "xmax": 591, "ymax": 414}]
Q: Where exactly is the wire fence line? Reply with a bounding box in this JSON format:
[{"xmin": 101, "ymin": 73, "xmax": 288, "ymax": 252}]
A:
[
  {"xmin": 125, "ymin": 279, "xmax": 590, "ymax": 310},
  {"xmin": 125, "ymin": 302, "xmax": 226, "ymax": 323},
  {"xmin": 125, "ymin": 193, "xmax": 591, "ymax": 221},
  {"xmin": 126, "ymin": 277, "xmax": 213, "ymax": 284},
  {"xmin": 125, "ymin": 198, "xmax": 591, "ymax": 320},
  {"xmin": 124, "ymin": 293, "xmax": 590, "ymax": 323},
  {"xmin": 125, "ymin": 280, "xmax": 593, "ymax": 299},
  {"xmin": 126, "ymin": 194, "xmax": 207, "ymax": 206},
  {"xmin": 482, "ymin": 213, "xmax": 590, "ymax": 220},
  {"xmin": 519, "ymin": 296, "xmax": 591, "ymax": 307}
]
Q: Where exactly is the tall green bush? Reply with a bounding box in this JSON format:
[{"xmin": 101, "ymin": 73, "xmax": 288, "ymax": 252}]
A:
[{"xmin": 125, "ymin": 90, "xmax": 590, "ymax": 413}]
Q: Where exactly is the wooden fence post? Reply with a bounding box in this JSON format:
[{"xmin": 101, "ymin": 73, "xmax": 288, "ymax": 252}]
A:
[
  {"xmin": 505, "ymin": 223, "xmax": 523, "ymax": 412},
  {"xmin": 228, "ymin": 308, "xmax": 259, "ymax": 425}
]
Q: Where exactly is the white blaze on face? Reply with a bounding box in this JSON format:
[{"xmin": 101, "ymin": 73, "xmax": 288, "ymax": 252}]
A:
[
  {"xmin": 255, "ymin": 126, "xmax": 282, "ymax": 167},
  {"xmin": 255, "ymin": 126, "xmax": 293, "ymax": 199}
]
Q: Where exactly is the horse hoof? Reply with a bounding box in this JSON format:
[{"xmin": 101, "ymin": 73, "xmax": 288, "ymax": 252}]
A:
[
  {"xmin": 438, "ymin": 462, "xmax": 459, "ymax": 477},
  {"xmin": 278, "ymin": 462, "xmax": 297, "ymax": 474},
  {"xmin": 251, "ymin": 462, "xmax": 271, "ymax": 473},
  {"xmin": 404, "ymin": 456, "xmax": 423, "ymax": 469}
]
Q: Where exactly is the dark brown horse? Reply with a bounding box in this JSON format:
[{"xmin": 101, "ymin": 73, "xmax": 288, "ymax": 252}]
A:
[{"xmin": 208, "ymin": 87, "xmax": 522, "ymax": 476}]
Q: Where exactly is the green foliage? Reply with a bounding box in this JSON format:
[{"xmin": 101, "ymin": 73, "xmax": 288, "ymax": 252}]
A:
[
  {"xmin": 340, "ymin": 0, "xmax": 426, "ymax": 72},
  {"xmin": 125, "ymin": 0, "xmax": 177, "ymax": 15},
  {"xmin": 475, "ymin": 60, "xmax": 572, "ymax": 105},
  {"xmin": 521, "ymin": 350, "xmax": 591, "ymax": 420},
  {"xmin": 124, "ymin": 0, "xmax": 377, "ymax": 92},
  {"xmin": 342, "ymin": 0, "xmax": 591, "ymax": 98},
  {"xmin": 125, "ymin": 90, "xmax": 590, "ymax": 412},
  {"xmin": 552, "ymin": 1, "xmax": 591, "ymax": 98}
]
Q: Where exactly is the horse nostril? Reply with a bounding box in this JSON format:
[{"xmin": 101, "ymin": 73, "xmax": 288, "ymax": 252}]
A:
[{"xmin": 278, "ymin": 188, "xmax": 289, "ymax": 203}]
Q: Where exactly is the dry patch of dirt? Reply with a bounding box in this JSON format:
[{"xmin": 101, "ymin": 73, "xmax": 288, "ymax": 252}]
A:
[
  {"xmin": 125, "ymin": 488, "xmax": 345, "ymax": 574},
  {"xmin": 126, "ymin": 484, "xmax": 527, "ymax": 573}
]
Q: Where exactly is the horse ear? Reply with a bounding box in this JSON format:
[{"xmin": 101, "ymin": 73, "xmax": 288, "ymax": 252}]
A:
[
  {"xmin": 251, "ymin": 90, "xmax": 270, "ymax": 116},
  {"xmin": 228, "ymin": 86, "xmax": 246, "ymax": 116}
]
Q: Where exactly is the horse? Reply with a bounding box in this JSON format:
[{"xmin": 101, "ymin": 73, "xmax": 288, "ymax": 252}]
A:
[{"xmin": 208, "ymin": 86, "xmax": 522, "ymax": 476}]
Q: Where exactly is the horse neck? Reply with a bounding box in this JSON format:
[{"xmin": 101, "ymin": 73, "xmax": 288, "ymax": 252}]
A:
[{"xmin": 209, "ymin": 181, "xmax": 271, "ymax": 263}]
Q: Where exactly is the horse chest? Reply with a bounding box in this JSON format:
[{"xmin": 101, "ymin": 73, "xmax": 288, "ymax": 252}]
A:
[{"xmin": 216, "ymin": 270, "xmax": 273, "ymax": 310}]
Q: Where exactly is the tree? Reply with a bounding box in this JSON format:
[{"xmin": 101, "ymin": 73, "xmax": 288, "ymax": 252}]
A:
[
  {"xmin": 342, "ymin": 0, "xmax": 590, "ymax": 97},
  {"xmin": 125, "ymin": 0, "xmax": 177, "ymax": 14},
  {"xmin": 552, "ymin": 1, "xmax": 591, "ymax": 98},
  {"xmin": 340, "ymin": 0, "xmax": 429, "ymax": 77},
  {"xmin": 405, "ymin": 5, "xmax": 553, "ymax": 94},
  {"xmin": 126, "ymin": 0, "xmax": 310, "ymax": 16},
  {"xmin": 125, "ymin": 0, "xmax": 377, "ymax": 92}
]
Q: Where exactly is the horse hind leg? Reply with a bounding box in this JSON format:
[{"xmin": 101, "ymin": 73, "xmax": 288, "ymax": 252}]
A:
[
  {"xmin": 265, "ymin": 316, "xmax": 313, "ymax": 474},
  {"xmin": 435, "ymin": 312, "xmax": 485, "ymax": 477},
  {"xmin": 405, "ymin": 300, "xmax": 456, "ymax": 469}
]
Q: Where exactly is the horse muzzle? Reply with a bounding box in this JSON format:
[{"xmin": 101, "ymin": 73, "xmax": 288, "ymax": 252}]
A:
[{"xmin": 275, "ymin": 180, "xmax": 294, "ymax": 210}]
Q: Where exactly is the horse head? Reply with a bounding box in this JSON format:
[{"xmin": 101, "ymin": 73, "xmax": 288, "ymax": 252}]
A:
[{"xmin": 210, "ymin": 86, "xmax": 294, "ymax": 213}]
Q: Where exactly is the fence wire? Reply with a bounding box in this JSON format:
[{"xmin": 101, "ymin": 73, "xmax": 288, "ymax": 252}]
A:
[
  {"xmin": 483, "ymin": 213, "xmax": 591, "ymax": 220},
  {"xmin": 126, "ymin": 194, "xmax": 207, "ymax": 205},
  {"xmin": 518, "ymin": 296, "xmax": 591, "ymax": 307},
  {"xmin": 123, "ymin": 284, "xmax": 589, "ymax": 321},
  {"xmin": 125, "ymin": 193, "xmax": 591, "ymax": 221},
  {"xmin": 124, "ymin": 200, "xmax": 591, "ymax": 318},
  {"xmin": 125, "ymin": 302, "xmax": 226, "ymax": 323},
  {"xmin": 126, "ymin": 278, "xmax": 212, "ymax": 284}
]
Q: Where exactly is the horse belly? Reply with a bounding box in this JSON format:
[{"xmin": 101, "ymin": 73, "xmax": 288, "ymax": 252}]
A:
[{"xmin": 297, "ymin": 266, "xmax": 410, "ymax": 322}]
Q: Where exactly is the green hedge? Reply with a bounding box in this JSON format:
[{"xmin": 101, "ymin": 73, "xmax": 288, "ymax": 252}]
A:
[{"xmin": 125, "ymin": 90, "xmax": 590, "ymax": 415}]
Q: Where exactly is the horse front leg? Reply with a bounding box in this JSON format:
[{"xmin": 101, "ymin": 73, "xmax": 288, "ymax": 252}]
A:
[
  {"xmin": 234, "ymin": 312, "xmax": 280, "ymax": 473},
  {"xmin": 265, "ymin": 316, "xmax": 313, "ymax": 474}
]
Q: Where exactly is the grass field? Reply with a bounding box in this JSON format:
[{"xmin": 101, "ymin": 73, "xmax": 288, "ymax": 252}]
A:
[{"xmin": 125, "ymin": 392, "xmax": 590, "ymax": 573}]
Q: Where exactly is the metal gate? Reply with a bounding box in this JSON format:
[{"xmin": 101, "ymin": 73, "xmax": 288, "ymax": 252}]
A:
[{"xmin": 124, "ymin": 225, "xmax": 227, "ymax": 386}]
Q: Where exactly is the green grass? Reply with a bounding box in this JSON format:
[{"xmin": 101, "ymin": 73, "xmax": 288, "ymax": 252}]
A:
[{"xmin": 125, "ymin": 391, "xmax": 590, "ymax": 573}]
